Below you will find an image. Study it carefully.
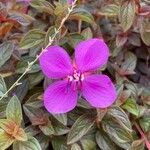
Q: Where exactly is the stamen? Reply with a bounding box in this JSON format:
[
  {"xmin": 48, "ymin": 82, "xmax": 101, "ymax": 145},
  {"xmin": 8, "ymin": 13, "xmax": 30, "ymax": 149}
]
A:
[{"xmin": 67, "ymin": 69, "xmax": 84, "ymax": 90}]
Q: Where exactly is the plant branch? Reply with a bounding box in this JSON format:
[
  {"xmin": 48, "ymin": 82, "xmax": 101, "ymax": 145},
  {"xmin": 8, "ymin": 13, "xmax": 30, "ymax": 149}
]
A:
[
  {"xmin": 134, "ymin": 122, "xmax": 150, "ymax": 150},
  {"xmin": 0, "ymin": 0, "xmax": 77, "ymax": 101}
]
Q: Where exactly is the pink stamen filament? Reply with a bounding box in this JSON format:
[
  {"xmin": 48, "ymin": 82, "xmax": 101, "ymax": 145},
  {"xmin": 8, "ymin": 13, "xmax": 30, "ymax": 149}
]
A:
[{"xmin": 67, "ymin": 69, "xmax": 84, "ymax": 91}]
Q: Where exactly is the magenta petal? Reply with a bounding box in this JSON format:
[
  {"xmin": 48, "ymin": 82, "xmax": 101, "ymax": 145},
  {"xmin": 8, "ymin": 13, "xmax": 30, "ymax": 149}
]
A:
[
  {"xmin": 81, "ymin": 75, "xmax": 116, "ymax": 108},
  {"xmin": 39, "ymin": 46, "xmax": 73, "ymax": 79},
  {"xmin": 75, "ymin": 38, "xmax": 109, "ymax": 72},
  {"xmin": 44, "ymin": 80, "xmax": 77, "ymax": 114}
]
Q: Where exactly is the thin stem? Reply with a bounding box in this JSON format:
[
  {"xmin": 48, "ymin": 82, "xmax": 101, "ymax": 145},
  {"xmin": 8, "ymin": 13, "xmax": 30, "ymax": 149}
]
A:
[
  {"xmin": 0, "ymin": 0, "xmax": 77, "ymax": 101},
  {"xmin": 134, "ymin": 122, "xmax": 150, "ymax": 150}
]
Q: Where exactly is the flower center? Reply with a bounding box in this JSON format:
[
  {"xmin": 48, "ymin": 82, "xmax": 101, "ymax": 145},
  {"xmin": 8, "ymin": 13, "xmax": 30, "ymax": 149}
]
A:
[{"xmin": 68, "ymin": 70, "xmax": 84, "ymax": 82}]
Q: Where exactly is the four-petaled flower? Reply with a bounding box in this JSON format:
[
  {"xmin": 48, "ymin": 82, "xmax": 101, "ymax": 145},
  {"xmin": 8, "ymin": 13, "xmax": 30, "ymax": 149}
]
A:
[{"xmin": 39, "ymin": 38, "xmax": 117, "ymax": 114}]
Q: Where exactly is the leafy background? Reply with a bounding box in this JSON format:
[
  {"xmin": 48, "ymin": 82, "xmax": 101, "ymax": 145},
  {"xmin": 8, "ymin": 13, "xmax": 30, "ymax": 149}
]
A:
[{"xmin": 0, "ymin": 0, "xmax": 150, "ymax": 150}]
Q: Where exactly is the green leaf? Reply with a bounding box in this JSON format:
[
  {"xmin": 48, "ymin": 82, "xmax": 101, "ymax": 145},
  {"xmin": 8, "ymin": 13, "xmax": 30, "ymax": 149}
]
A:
[
  {"xmin": 52, "ymin": 137, "xmax": 69, "ymax": 150},
  {"xmin": 96, "ymin": 130, "xmax": 118, "ymax": 150},
  {"xmin": 119, "ymin": 1, "xmax": 136, "ymax": 32},
  {"xmin": 17, "ymin": 57, "xmax": 40, "ymax": 74},
  {"xmin": 122, "ymin": 98, "xmax": 140, "ymax": 117},
  {"xmin": 102, "ymin": 119, "xmax": 133, "ymax": 149},
  {"xmin": 71, "ymin": 144, "xmax": 81, "ymax": 150},
  {"xmin": 129, "ymin": 139, "xmax": 145, "ymax": 150},
  {"xmin": 121, "ymin": 51, "xmax": 137, "ymax": 75},
  {"xmin": 81, "ymin": 27, "xmax": 93, "ymax": 40},
  {"xmin": 30, "ymin": 0, "xmax": 54, "ymax": 15},
  {"xmin": 0, "ymin": 76, "xmax": 7, "ymax": 98},
  {"xmin": 0, "ymin": 98, "xmax": 9, "ymax": 118},
  {"xmin": 0, "ymin": 41, "xmax": 14, "ymax": 68},
  {"xmin": 81, "ymin": 139, "xmax": 96, "ymax": 150},
  {"xmin": 116, "ymin": 33, "xmax": 127, "ymax": 47},
  {"xmin": 24, "ymin": 93, "xmax": 43, "ymax": 109},
  {"xmin": 28, "ymin": 72, "xmax": 44, "ymax": 89},
  {"xmin": 9, "ymin": 12, "xmax": 35, "ymax": 26},
  {"xmin": 39, "ymin": 120, "xmax": 55, "ymax": 136},
  {"xmin": 15, "ymin": 80, "xmax": 29, "ymax": 102},
  {"xmin": 140, "ymin": 21, "xmax": 150, "ymax": 46},
  {"xmin": 19, "ymin": 29, "xmax": 45, "ymax": 49},
  {"xmin": 13, "ymin": 136, "xmax": 42, "ymax": 150},
  {"xmin": 100, "ymin": 4, "xmax": 119, "ymax": 16},
  {"xmin": 36, "ymin": 134, "xmax": 50, "ymax": 150},
  {"xmin": 0, "ymin": 129, "xmax": 14, "ymax": 150},
  {"xmin": 23, "ymin": 105, "xmax": 47, "ymax": 126},
  {"xmin": 67, "ymin": 114, "xmax": 95, "ymax": 144},
  {"xmin": 54, "ymin": 2, "xmax": 68, "ymax": 16},
  {"xmin": 70, "ymin": 8, "xmax": 94, "ymax": 24},
  {"xmin": 52, "ymin": 113, "xmax": 67, "ymax": 126},
  {"xmin": 68, "ymin": 33, "xmax": 85, "ymax": 47},
  {"xmin": 139, "ymin": 115, "xmax": 150, "ymax": 132},
  {"xmin": 108, "ymin": 106, "xmax": 132, "ymax": 131},
  {"xmin": 51, "ymin": 117, "xmax": 70, "ymax": 136},
  {"xmin": 6, "ymin": 95, "xmax": 22, "ymax": 125},
  {"xmin": 44, "ymin": 26, "xmax": 56, "ymax": 46}
]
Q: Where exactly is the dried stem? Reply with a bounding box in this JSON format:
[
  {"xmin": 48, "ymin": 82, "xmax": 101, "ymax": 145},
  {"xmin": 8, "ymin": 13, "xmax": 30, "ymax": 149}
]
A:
[{"xmin": 0, "ymin": 0, "xmax": 77, "ymax": 101}]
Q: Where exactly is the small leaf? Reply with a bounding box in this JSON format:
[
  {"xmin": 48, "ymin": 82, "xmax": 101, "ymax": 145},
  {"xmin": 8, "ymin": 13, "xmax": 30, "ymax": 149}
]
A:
[
  {"xmin": 24, "ymin": 93, "xmax": 43, "ymax": 109},
  {"xmin": 102, "ymin": 119, "xmax": 133, "ymax": 149},
  {"xmin": 39, "ymin": 120, "xmax": 55, "ymax": 136},
  {"xmin": 81, "ymin": 27, "xmax": 93, "ymax": 40},
  {"xmin": 139, "ymin": 115, "xmax": 150, "ymax": 132},
  {"xmin": 67, "ymin": 114, "xmax": 95, "ymax": 144},
  {"xmin": 70, "ymin": 8, "xmax": 94, "ymax": 24},
  {"xmin": 14, "ymin": 128, "xmax": 27, "ymax": 142},
  {"xmin": 30, "ymin": 0, "xmax": 54, "ymax": 15},
  {"xmin": 140, "ymin": 21, "xmax": 150, "ymax": 46},
  {"xmin": 44, "ymin": 26, "xmax": 56, "ymax": 46},
  {"xmin": 100, "ymin": 4, "xmax": 119, "ymax": 16},
  {"xmin": 116, "ymin": 33, "xmax": 127, "ymax": 47},
  {"xmin": 0, "ymin": 76, "xmax": 7, "ymax": 98},
  {"xmin": 71, "ymin": 143, "xmax": 81, "ymax": 150},
  {"xmin": 36, "ymin": 134, "xmax": 50, "ymax": 150},
  {"xmin": 19, "ymin": 29, "xmax": 45, "ymax": 49},
  {"xmin": 0, "ymin": 119, "xmax": 27, "ymax": 141},
  {"xmin": 13, "ymin": 136, "xmax": 42, "ymax": 150},
  {"xmin": 96, "ymin": 130, "xmax": 118, "ymax": 150},
  {"xmin": 54, "ymin": 2, "xmax": 68, "ymax": 16},
  {"xmin": 120, "ymin": 51, "xmax": 137, "ymax": 75},
  {"xmin": 52, "ymin": 137, "xmax": 69, "ymax": 150},
  {"xmin": 0, "ymin": 129, "xmax": 14, "ymax": 150},
  {"xmin": 16, "ymin": 57, "xmax": 40, "ymax": 74},
  {"xmin": 0, "ymin": 41, "xmax": 14, "ymax": 67},
  {"xmin": 119, "ymin": 1, "xmax": 136, "ymax": 32},
  {"xmin": 108, "ymin": 106, "xmax": 132, "ymax": 131},
  {"xmin": 52, "ymin": 113, "xmax": 67, "ymax": 126},
  {"xmin": 122, "ymin": 98, "xmax": 140, "ymax": 117},
  {"xmin": 129, "ymin": 139, "xmax": 145, "ymax": 150},
  {"xmin": 81, "ymin": 139, "xmax": 96, "ymax": 150},
  {"xmin": 68, "ymin": 33, "xmax": 85, "ymax": 47},
  {"xmin": 51, "ymin": 117, "xmax": 70, "ymax": 136},
  {"xmin": 15, "ymin": 80, "xmax": 29, "ymax": 102},
  {"xmin": 6, "ymin": 95, "xmax": 22, "ymax": 125},
  {"xmin": 23, "ymin": 105, "xmax": 48, "ymax": 126},
  {"xmin": 9, "ymin": 12, "xmax": 35, "ymax": 26},
  {"xmin": 28, "ymin": 72, "xmax": 44, "ymax": 89}
]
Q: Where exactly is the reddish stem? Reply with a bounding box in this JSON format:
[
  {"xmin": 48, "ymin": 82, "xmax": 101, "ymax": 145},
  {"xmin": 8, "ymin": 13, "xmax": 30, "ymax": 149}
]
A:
[{"xmin": 134, "ymin": 122, "xmax": 150, "ymax": 150}]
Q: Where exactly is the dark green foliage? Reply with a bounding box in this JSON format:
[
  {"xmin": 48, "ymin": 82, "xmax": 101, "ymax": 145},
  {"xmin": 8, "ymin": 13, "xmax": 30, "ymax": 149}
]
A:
[{"xmin": 0, "ymin": 0, "xmax": 149, "ymax": 150}]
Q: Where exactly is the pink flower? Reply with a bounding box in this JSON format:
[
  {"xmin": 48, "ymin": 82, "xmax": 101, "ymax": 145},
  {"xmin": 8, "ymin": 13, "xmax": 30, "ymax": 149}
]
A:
[{"xmin": 39, "ymin": 38, "xmax": 117, "ymax": 114}]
